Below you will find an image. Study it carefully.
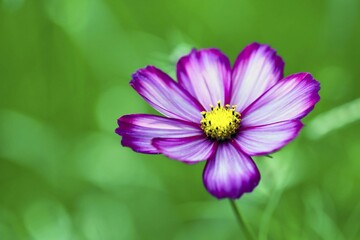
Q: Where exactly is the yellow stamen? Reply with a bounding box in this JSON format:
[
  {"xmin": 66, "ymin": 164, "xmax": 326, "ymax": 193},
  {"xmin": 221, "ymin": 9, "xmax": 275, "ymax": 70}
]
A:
[{"xmin": 200, "ymin": 101, "xmax": 241, "ymax": 140}]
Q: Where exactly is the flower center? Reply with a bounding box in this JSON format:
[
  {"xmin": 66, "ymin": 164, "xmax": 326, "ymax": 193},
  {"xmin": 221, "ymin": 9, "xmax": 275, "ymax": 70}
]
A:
[{"xmin": 200, "ymin": 101, "xmax": 241, "ymax": 141}]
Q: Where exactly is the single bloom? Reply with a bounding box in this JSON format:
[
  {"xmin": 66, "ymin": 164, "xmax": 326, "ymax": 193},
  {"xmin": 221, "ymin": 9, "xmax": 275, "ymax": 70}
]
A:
[{"xmin": 115, "ymin": 43, "xmax": 320, "ymax": 199}]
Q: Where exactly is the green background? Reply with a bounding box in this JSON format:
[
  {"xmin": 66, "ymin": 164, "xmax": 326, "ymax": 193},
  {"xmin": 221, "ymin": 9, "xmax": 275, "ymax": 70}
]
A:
[{"xmin": 1, "ymin": 0, "xmax": 359, "ymax": 239}]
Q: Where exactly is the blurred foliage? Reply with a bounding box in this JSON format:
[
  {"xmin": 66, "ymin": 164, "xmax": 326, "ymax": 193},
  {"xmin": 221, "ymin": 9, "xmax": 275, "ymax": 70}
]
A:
[{"xmin": 1, "ymin": 0, "xmax": 360, "ymax": 239}]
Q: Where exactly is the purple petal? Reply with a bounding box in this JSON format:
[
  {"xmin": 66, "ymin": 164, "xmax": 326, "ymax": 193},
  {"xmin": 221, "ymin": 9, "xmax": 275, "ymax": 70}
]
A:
[
  {"xmin": 116, "ymin": 114, "xmax": 202, "ymax": 154},
  {"xmin": 203, "ymin": 142, "xmax": 260, "ymax": 199},
  {"xmin": 177, "ymin": 49, "xmax": 232, "ymax": 108},
  {"xmin": 235, "ymin": 120, "xmax": 303, "ymax": 156},
  {"xmin": 231, "ymin": 43, "xmax": 284, "ymax": 112},
  {"xmin": 152, "ymin": 136, "xmax": 217, "ymax": 164},
  {"xmin": 242, "ymin": 73, "xmax": 320, "ymax": 126},
  {"xmin": 131, "ymin": 66, "xmax": 204, "ymax": 123}
]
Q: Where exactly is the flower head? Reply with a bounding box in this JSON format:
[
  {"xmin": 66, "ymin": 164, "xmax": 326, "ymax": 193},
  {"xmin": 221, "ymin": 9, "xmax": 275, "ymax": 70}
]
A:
[{"xmin": 115, "ymin": 43, "xmax": 320, "ymax": 199}]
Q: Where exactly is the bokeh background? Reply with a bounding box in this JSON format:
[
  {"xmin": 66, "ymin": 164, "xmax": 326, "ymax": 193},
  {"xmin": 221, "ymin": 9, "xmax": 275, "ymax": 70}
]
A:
[{"xmin": 1, "ymin": 0, "xmax": 360, "ymax": 239}]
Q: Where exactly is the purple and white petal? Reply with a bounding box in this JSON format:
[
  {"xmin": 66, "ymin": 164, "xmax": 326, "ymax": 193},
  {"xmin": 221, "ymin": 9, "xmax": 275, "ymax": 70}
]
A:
[
  {"xmin": 116, "ymin": 114, "xmax": 202, "ymax": 154},
  {"xmin": 152, "ymin": 136, "xmax": 216, "ymax": 164},
  {"xmin": 242, "ymin": 73, "xmax": 320, "ymax": 126},
  {"xmin": 203, "ymin": 142, "xmax": 260, "ymax": 199},
  {"xmin": 131, "ymin": 66, "xmax": 204, "ymax": 123},
  {"xmin": 231, "ymin": 43, "xmax": 284, "ymax": 112},
  {"xmin": 177, "ymin": 49, "xmax": 232, "ymax": 108},
  {"xmin": 235, "ymin": 120, "xmax": 303, "ymax": 156}
]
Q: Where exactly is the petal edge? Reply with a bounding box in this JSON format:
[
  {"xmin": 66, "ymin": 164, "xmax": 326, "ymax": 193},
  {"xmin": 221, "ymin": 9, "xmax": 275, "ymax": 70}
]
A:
[
  {"xmin": 231, "ymin": 43, "xmax": 284, "ymax": 112},
  {"xmin": 131, "ymin": 66, "xmax": 204, "ymax": 123},
  {"xmin": 152, "ymin": 136, "xmax": 216, "ymax": 164},
  {"xmin": 116, "ymin": 114, "xmax": 202, "ymax": 154},
  {"xmin": 242, "ymin": 72, "xmax": 320, "ymax": 126},
  {"xmin": 235, "ymin": 120, "xmax": 303, "ymax": 156},
  {"xmin": 177, "ymin": 49, "xmax": 231, "ymax": 108},
  {"xmin": 203, "ymin": 142, "xmax": 260, "ymax": 199}
]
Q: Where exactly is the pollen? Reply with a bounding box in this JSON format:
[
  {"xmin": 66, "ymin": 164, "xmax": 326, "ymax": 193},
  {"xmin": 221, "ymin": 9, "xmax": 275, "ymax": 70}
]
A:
[{"xmin": 200, "ymin": 101, "xmax": 241, "ymax": 141}]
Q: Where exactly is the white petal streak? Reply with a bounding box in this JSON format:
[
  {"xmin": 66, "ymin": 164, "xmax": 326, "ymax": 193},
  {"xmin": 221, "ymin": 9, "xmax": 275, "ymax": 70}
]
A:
[
  {"xmin": 231, "ymin": 43, "xmax": 284, "ymax": 112},
  {"xmin": 203, "ymin": 142, "xmax": 260, "ymax": 199},
  {"xmin": 152, "ymin": 136, "xmax": 216, "ymax": 163},
  {"xmin": 177, "ymin": 49, "xmax": 231, "ymax": 108},
  {"xmin": 116, "ymin": 114, "xmax": 201, "ymax": 154},
  {"xmin": 236, "ymin": 120, "xmax": 303, "ymax": 156},
  {"xmin": 131, "ymin": 66, "xmax": 204, "ymax": 123},
  {"xmin": 242, "ymin": 73, "xmax": 320, "ymax": 126}
]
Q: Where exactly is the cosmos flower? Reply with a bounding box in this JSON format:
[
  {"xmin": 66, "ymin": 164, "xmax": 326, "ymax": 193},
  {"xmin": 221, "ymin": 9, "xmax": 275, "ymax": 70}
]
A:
[{"xmin": 116, "ymin": 43, "xmax": 320, "ymax": 199}]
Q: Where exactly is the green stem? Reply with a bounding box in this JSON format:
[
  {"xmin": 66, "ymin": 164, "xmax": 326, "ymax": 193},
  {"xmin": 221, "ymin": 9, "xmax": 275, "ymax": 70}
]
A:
[{"xmin": 229, "ymin": 199, "xmax": 255, "ymax": 240}]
